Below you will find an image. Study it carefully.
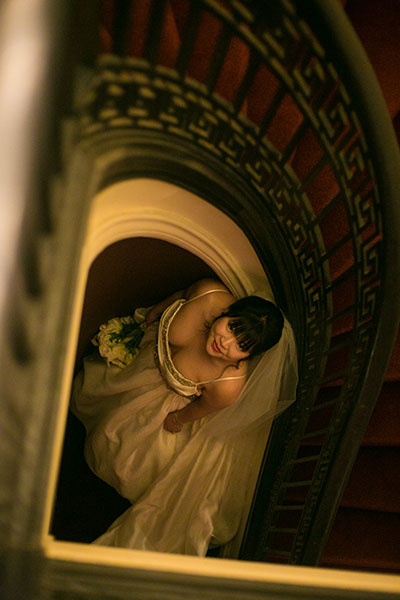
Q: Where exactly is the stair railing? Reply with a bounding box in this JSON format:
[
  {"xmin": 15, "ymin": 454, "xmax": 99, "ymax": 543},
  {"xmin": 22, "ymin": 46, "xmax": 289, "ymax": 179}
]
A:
[{"xmin": 76, "ymin": 0, "xmax": 400, "ymax": 563}]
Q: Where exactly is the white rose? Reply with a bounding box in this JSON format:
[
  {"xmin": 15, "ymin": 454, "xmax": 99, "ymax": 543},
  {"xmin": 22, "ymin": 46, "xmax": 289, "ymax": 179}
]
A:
[
  {"xmin": 111, "ymin": 342, "xmax": 128, "ymax": 362},
  {"xmin": 98, "ymin": 341, "xmax": 113, "ymax": 358},
  {"xmin": 108, "ymin": 343, "xmax": 135, "ymax": 367},
  {"xmin": 119, "ymin": 316, "xmax": 135, "ymax": 326},
  {"xmin": 100, "ymin": 318, "xmax": 123, "ymax": 334}
]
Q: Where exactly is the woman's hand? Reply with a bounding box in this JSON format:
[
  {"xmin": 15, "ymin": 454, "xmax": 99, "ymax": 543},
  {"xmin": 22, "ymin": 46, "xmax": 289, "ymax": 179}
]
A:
[
  {"xmin": 145, "ymin": 308, "xmax": 158, "ymax": 327},
  {"xmin": 163, "ymin": 411, "xmax": 184, "ymax": 433},
  {"xmin": 145, "ymin": 288, "xmax": 186, "ymax": 327}
]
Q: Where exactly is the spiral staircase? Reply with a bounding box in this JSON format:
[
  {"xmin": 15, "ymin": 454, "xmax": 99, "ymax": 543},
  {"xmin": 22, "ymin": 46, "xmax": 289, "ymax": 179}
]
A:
[{"xmin": 1, "ymin": 1, "xmax": 400, "ymax": 599}]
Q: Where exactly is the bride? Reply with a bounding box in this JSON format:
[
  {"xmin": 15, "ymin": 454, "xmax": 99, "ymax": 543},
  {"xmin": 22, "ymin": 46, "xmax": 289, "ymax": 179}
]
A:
[{"xmin": 71, "ymin": 278, "xmax": 298, "ymax": 555}]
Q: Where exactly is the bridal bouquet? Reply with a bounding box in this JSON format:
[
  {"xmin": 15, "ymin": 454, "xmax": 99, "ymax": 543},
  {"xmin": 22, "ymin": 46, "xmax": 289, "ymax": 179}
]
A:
[{"xmin": 92, "ymin": 312, "xmax": 146, "ymax": 368}]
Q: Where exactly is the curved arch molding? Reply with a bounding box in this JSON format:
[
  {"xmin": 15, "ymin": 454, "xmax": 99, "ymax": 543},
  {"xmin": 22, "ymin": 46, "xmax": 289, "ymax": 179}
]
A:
[{"xmin": 81, "ymin": 178, "xmax": 272, "ymax": 297}]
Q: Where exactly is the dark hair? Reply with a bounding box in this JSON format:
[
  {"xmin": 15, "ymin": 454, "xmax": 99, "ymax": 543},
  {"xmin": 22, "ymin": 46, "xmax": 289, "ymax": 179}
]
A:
[{"xmin": 217, "ymin": 296, "xmax": 284, "ymax": 358}]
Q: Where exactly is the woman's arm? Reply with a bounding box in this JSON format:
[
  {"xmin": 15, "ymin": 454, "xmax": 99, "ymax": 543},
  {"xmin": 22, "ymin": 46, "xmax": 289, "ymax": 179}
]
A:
[
  {"xmin": 163, "ymin": 382, "xmax": 241, "ymax": 433},
  {"xmin": 145, "ymin": 278, "xmax": 227, "ymax": 326},
  {"xmin": 145, "ymin": 288, "xmax": 186, "ymax": 325}
]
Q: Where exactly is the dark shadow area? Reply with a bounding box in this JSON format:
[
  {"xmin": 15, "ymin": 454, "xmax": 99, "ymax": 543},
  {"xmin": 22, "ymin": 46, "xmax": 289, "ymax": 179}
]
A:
[{"xmin": 51, "ymin": 410, "xmax": 131, "ymax": 542}]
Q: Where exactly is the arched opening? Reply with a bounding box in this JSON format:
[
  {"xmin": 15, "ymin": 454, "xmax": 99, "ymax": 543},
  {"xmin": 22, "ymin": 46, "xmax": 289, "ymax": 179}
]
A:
[{"xmin": 47, "ymin": 179, "xmax": 275, "ymax": 556}]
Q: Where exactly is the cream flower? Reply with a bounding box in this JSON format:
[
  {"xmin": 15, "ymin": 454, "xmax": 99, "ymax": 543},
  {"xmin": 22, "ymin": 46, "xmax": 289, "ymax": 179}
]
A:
[{"xmin": 92, "ymin": 313, "xmax": 145, "ymax": 368}]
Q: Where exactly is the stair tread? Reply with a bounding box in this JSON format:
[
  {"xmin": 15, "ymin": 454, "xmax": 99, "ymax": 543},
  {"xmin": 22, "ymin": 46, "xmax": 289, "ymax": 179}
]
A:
[
  {"xmin": 385, "ymin": 329, "xmax": 400, "ymax": 381},
  {"xmin": 304, "ymin": 382, "xmax": 400, "ymax": 447},
  {"xmin": 321, "ymin": 508, "xmax": 400, "ymax": 572},
  {"xmin": 363, "ymin": 384, "xmax": 400, "ymax": 446},
  {"xmin": 341, "ymin": 447, "xmax": 400, "ymax": 512}
]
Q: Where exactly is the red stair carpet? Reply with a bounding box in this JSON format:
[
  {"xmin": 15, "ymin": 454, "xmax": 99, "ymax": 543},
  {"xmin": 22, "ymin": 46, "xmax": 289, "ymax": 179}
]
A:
[{"xmin": 319, "ymin": 0, "xmax": 400, "ymax": 573}]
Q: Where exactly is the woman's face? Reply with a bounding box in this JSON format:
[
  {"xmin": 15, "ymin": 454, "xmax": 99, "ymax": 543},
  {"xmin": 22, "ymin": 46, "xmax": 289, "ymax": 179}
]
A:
[{"xmin": 207, "ymin": 317, "xmax": 251, "ymax": 362}]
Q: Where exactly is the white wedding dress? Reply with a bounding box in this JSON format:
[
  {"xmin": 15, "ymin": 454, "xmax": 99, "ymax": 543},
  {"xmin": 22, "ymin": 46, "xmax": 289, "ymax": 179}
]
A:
[{"xmin": 71, "ymin": 290, "xmax": 297, "ymax": 555}]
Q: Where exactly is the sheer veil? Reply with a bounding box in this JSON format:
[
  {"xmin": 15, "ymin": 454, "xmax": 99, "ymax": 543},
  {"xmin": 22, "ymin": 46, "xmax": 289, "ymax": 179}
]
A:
[{"xmin": 202, "ymin": 288, "xmax": 298, "ymax": 439}]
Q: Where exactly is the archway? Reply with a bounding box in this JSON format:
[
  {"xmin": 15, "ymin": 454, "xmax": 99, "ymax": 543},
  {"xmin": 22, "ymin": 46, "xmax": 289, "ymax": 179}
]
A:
[{"xmin": 48, "ymin": 179, "xmax": 273, "ymax": 557}]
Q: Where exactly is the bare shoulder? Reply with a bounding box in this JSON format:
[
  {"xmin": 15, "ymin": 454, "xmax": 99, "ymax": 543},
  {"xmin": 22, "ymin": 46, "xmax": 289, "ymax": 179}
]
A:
[
  {"xmin": 169, "ymin": 279, "xmax": 232, "ymax": 343},
  {"xmin": 202, "ymin": 369, "xmax": 247, "ymax": 409},
  {"xmin": 186, "ymin": 278, "xmax": 232, "ymax": 299},
  {"xmin": 185, "ymin": 279, "xmax": 235, "ymax": 318}
]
